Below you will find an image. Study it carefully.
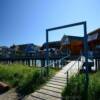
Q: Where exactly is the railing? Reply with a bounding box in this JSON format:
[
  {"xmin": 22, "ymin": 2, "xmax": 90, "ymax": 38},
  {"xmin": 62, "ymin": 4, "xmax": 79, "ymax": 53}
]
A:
[
  {"xmin": 44, "ymin": 54, "xmax": 70, "ymax": 68},
  {"xmin": 40, "ymin": 55, "xmax": 70, "ymax": 77},
  {"xmin": 0, "ymin": 53, "xmax": 68, "ymax": 60},
  {"xmin": 65, "ymin": 56, "xmax": 84, "ymax": 85}
]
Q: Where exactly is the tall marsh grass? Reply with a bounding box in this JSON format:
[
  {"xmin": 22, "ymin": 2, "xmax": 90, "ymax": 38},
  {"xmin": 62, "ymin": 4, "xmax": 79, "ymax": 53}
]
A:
[
  {"xmin": 62, "ymin": 71, "xmax": 100, "ymax": 100},
  {"xmin": 0, "ymin": 63, "xmax": 45, "ymax": 95}
]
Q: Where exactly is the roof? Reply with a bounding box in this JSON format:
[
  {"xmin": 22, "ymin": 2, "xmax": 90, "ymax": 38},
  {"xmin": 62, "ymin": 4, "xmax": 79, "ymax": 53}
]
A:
[
  {"xmin": 88, "ymin": 28, "xmax": 100, "ymax": 35},
  {"xmin": 61, "ymin": 35, "xmax": 83, "ymax": 44},
  {"xmin": 10, "ymin": 43, "xmax": 40, "ymax": 52},
  {"xmin": 41, "ymin": 35, "xmax": 83, "ymax": 49},
  {"xmin": 0, "ymin": 46, "xmax": 8, "ymax": 48},
  {"xmin": 41, "ymin": 41, "xmax": 61, "ymax": 49},
  {"xmin": 10, "ymin": 43, "xmax": 39, "ymax": 49}
]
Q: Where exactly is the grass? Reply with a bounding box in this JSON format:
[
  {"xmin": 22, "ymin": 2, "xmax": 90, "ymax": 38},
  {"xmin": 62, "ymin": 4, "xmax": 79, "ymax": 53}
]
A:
[
  {"xmin": 62, "ymin": 71, "xmax": 100, "ymax": 100},
  {"xmin": 0, "ymin": 63, "xmax": 59, "ymax": 95}
]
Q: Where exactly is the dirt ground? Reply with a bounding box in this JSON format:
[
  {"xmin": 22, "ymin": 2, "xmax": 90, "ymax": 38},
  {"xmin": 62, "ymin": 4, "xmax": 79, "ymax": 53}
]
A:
[{"xmin": 0, "ymin": 89, "xmax": 25, "ymax": 100}]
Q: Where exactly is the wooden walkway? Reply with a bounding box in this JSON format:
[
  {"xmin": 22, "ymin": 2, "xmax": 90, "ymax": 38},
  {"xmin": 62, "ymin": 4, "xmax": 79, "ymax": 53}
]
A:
[{"xmin": 25, "ymin": 60, "xmax": 83, "ymax": 100}]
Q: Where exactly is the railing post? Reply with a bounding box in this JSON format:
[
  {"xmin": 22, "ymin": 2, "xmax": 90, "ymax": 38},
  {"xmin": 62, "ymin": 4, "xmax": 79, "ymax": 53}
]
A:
[
  {"xmin": 78, "ymin": 57, "xmax": 80, "ymax": 72},
  {"xmin": 67, "ymin": 71, "xmax": 69, "ymax": 85},
  {"xmin": 46, "ymin": 30, "xmax": 49, "ymax": 76},
  {"xmin": 61, "ymin": 59, "xmax": 62, "ymax": 68},
  {"xmin": 78, "ymin": 59, "xmax": 79, "ymax": 71}
]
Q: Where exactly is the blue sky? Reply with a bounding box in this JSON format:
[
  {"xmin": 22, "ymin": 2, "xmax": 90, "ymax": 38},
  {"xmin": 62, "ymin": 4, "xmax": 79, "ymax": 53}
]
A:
[{"xmin": 0, "ymin": 0, "xmax": 100, "ymax": 46}]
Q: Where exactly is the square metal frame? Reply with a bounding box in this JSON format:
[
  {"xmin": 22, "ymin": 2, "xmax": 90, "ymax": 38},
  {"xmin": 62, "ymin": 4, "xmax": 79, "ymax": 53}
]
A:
[
  {"xmin": 46, "ymin": 21, "xmax": 88, "ymax": 75},
  {"xmin": 46, "ymin": 21, "xmax": 89, "ymax": 99}
]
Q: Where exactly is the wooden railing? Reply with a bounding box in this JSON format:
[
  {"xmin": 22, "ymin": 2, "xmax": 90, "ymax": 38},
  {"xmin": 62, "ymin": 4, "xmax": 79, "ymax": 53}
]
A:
[
  {"xmin": 41, "ymin": 55, "xmax": 70, "ymax": 77},
  {"xmin": 65, "ymin": 56, "xmax": 84, "ymax": 85}
]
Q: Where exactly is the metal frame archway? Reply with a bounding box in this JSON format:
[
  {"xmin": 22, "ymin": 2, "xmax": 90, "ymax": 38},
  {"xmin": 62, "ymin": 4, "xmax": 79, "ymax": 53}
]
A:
[{"xmin": 46, "ymin": 21, "xmax": 89, "ymax": 99}]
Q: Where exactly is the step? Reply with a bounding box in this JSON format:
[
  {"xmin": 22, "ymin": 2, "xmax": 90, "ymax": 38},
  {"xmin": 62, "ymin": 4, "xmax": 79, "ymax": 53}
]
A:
[
  {"xmin": 26, "ymin": 95, "xmax": 44, "ymax": 100},
  {"xmin": 31, "ymin": 92, "xmax": 61, "ymax": 100},
  {"xmin": 48, "ymin": 81, "xmax": 65, "ymax": 87},
  {"xmin": 42, "ymin": 86, "xmax": 62, "ymax": 93},
  {"xmin": 50, "ymin": 79, "xmax": 66, "ymax": 84},
  {"xmin": 36, "ymin": 88, "xmax": 61, "ymax": 98},
  {"xmin": 52, "ymin": 76, "xmax": 66, "ymax": 81},
  {"xmin": 46, "ymin": 83, "xmax": 64, "ymax": 89}
]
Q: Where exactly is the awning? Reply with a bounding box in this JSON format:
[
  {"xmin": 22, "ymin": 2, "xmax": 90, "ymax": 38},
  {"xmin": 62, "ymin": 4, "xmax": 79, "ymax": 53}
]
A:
[{"xmin": 88, "ymin": 33, "xmax": 98, "ymax": 42}]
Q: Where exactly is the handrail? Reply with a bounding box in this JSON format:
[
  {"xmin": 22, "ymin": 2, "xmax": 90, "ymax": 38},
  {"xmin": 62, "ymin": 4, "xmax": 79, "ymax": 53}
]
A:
[
  {"xmin": 65, "ymin": 56, "xmax": 84, "ymax": 85},
  {"xmin": 66, "ymin": 56, "xmax": 81, "ymax": 73},
  {"xmin": 40, "ymin": 54, "xmax": 70, "ymax": 77}
]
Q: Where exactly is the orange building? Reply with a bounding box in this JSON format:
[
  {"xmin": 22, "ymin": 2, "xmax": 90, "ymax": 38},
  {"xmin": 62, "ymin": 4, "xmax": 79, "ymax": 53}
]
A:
[{"xmin": 60, "ymin": 35, "xmax": 83, "ymax": 55}]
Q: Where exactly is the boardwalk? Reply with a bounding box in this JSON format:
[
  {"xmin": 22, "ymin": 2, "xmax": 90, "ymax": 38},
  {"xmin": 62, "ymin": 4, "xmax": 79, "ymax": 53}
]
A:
[{"xmin": 25, "ymin": 60, "xmax": 83, "ymax": 100}]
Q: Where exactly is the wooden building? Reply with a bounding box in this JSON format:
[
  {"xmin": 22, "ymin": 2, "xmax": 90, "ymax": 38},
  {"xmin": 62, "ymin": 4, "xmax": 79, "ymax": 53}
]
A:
[
  {"xmin": 41, "ymin": 35, "xmax": 83, "ymax": 56},
  {"xmin": 61, "ymin": 28, "xmax": 100, "ymax": 56},
  {"xmin": 87, "ymin": 28, "xmax": 100, "ymax": 64},
  {"xmin": 10, "ymin": 43, "xmax": 40, "ymax": 57},
  {"xmin": 0, "ymin": 46, "xmax": 11, "ymax": 58},
  {"xmin": 41, "ymin": 28, "xmax": 100, "ymax": 57},
  {"xmin": 88, "ymin": 28, "xmax": 100, "ymax": 51},
  {"xmin": 60, "ymin": 35, "xmax": 83, "ymax": 56}
]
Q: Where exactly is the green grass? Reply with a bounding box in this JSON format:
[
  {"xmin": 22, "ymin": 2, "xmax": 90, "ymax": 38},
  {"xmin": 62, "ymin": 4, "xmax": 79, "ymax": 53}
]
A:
[
  {"xmin": 0, "ymin": 63, "xmax": 58, "ymax": 95},
  {"xmin": 62, "ymin": 71, "xmax": 100, "ymax": 100}
]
